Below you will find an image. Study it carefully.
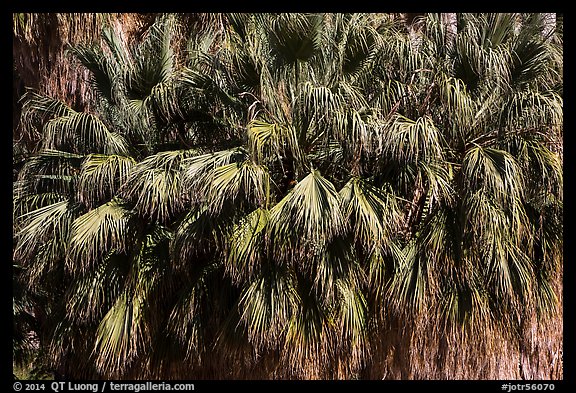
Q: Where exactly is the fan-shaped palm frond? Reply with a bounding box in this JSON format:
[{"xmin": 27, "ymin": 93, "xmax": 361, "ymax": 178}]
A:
[
  {"xmin": 77, "ymin": 154, "xmax": 136, "ymax": 209},
  {"xmin": 225, "ymin": 208, "xmax": 269, "ymax": 284},
  {"xmin": 462, "ymin": 146, "xmax": 524, "ymax": 205},
  {"xmin": 14, "ymin": 200, "xmax": 79, "ymax": 286},
  {"xmin": 42, "ymin": 112, "xmax": 130, "ymax": 155},
  {"xmin": 268, "ymin": 168, "xmax": 345, "ymax": 264},
  {"xmin": 382, "ymin": 114, "xmax": 444, "ymax": 164},
  {"xmin": 66, "ymin": 198, "xmax": 137, "ymax": 275},
  {"xmin": 93, "ymin": 291, "xmax": 149, "ymax": 376},
  {"xmin": 13, "ymin": 149, "xmax": 84, "ymax": 217},
  {"xmin": 120, "ymin": 150, "xmax": 193, "ymax": 224},
  {"xmin": 247, "ymin": 118, "xmax": 305, "ymax": 175},
  {"xmin": 237, "ymin": 264, "xmax": 299, "ymax": 351},
  {"xmin": 266, "ymin": 13, "xmax": 324, "ymax": 65},
  {"xmin": 339, "ymin": 177, "xmax": 403, "ymax": 248}
]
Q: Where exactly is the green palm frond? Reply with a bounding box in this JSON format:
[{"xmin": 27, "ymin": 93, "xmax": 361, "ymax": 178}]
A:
[
  {"xmin": 14, "ymin": 200, "xmax": 79, "ymax": 286},
  {"xmin": 283, "ymin": 286, "xmax": 331, "ymax": 376},
  {"xmin": 534, "ymin": 272, "xmax": 559, "ymax": 317},
  {"xmin": 437, "ymin": 75, "xmax": 476, "ymax": 142},
  {"xmin": 237, "ymin": 265, "xmax": 299, "ymax": 351},
  {"xmin": 369, "ymin": 79, "xmax": 409, "ymax": 118},
  {"xmin": 268, "ymin": 169, "xmax": 345, "ymax": 264},
  {"xmin": 509, "ymin": 16, "xmax": 558, "ymax": 88},
  {"xmin": 170, "ymin": 205, "xmax": 231, "ymax": 268},
  {"xmin": 332, "ymin": 13, "xmax": 381, "ymax": 82},
  {"xmin": 336, "ymin": 278, "xmax": 367, "ymax": 346},
  {"xmin": 311, "ymin": 236, "xmax": 358, "ymax": 304},
  {"xmin": 167, "ymin": 280, "xmax": 205, "ymax": 360},
  {"xmin": 42, "ymin": 112, "xmax": 130, "ymax": 155},
  {"xmin": 14, "ymin": 149, "xmax": 84, "ymax": 205},
  {"xmin": 20, "ymin": 91, "xmax": 76, "ymax": 136},
  {"xmin": 68, "ymin": 43, "xmax": 118, "ymax": 104},
  {"xmin": 91, "ymin": 224, "xmax": 171, "ymax": 376},
  {"xmin": 367, "ymin": 243, "xmax": 403, "ymax": 305},
  {"xmin": 93, "ymin": 292, "xmax": 149, "ymax": 376},
  {"xmin": 66, "ymin": 252, "xmax": 128, "ymax": 324},
  {"xmin": 247, "ymin": 119, "xmax": 303, "ymax": 169},
  {"xmin": 339, "ymin": 177, "xmax": 403, "ymax": 248},
  {"xmin": 126, "ymin": 15, "xmax": 176, "ymax": 100},
  {"xmin": 13, "ymin": 191, "xmax": 67, "ymax": 223},
  {"xmin": 438, "ymin": 272, "xmax": 491, "ymax": 335},
  {"xmin": 181, "ymin": 147, "xmax": 252, "ymax": 207},
  {"xmin": 206, "ymin": 160, "xmax": 271, "ymax": 214},
  {"xmin": 500, "ymin": 89, "xmax": 563, "ymax": 134},
  {"xmin": 12, "ymin": 12, "xmax": 563, "ymax": 380},
  {"xmin": 418, "ymin": 161, "xmax": 455, "ymax": 209},
  {"xmin": 517, "ymin": 137, "xmax": 562, "ymax": 200},
  {"xmin": 228, "ymin": 43, "xmax": 262, "ymax": 94},
  {"xmin": 463, "ymin": 146, "xmax": 524, "ymax": 205},
  {"xmin": 299, "ymin": 82, "xmax": 342, "ymax": 119},
  {"xmin": 77, "ymin": 154, "xmax": 136, "ymax": 209},
  {"xmin": 66, "ymin": 198, "xmax": 137, "ymax": 275},
  {"xmin": 100, "ymin": 23, "xmax": 133, "ymax": 70},
  {"xmin": 225, "ymin": 208, "xmax": 269, "ymax": 284},
  {"xmin": 120, "ymin": 150, "xmax": 193, "ymax": 223},
  {"xmin": 388, "ymin": 240, "xmax": 431, "ymax": 316},
  {"xmin": 382, "ymin": 115, "xmax": 444, "ymax": 164},
  {"xmin": 452, "ymin": 33, "xmax": 483, "ymax": 93},
  {"xmin": 266, "ymin": 13, "xmax": 324, "ymax": 64}
]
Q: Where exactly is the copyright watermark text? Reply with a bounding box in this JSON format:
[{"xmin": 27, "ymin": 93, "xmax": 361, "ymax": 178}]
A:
[{"xmin": 12, "ymin": 382, "xmax": 195, "ymax": 393}]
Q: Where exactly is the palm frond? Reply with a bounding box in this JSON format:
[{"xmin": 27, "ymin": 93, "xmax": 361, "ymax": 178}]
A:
[
  {"xmin": 339, "ymin": 177, "xmax": 403, "ymax": 248},
  {"xmin": 283, "ymin": 287, "xmax": 331, "ymax": 376},
  {"xmin": 77, "ymin": 154, "xmax": 136, "ymax": 209},
  {"xmin": 336, "ymin": 278, "xmax": 367, "ymax": 348},
  {"xmin": 67, "ymin": 43, "xmax": 117, "ymax": 104},
  {"xmin": 515, "ymin": 136, "xmax": 562, "ymax": 202},
  {"xmin": 66, "ymin": 252, "xmax": 128, "ymax": 324},
  {"xmin": 438, "ymin": 270, "xmax": 492, "ymax": 336},
  {"xmin": 206, "ymin": 160, "xmax": 271, "ymax": 214},
  {"xmin": 382, "ymin": 114, "xmax": 444, "ymax": 164},
  {"xmin": 335, "ymin": 14, "xmax": 381, "ymax": 82},
  {"xmin": 14, "ymin": 149, "xmax": 84, "ymax": 206},
  {"xmin": 437, "ymin": 75, "xmax": 477, "ymax": 142},
  {"xmin": 311, "ymin": 236, "xmax": 358, "ymax": 304},
  {"xmin": 181, "ymin": 147, "xmax": 253, "ymax": 208},
  {"xmin": 247, "ymin": 119, "xmax": 304, "ymax": 169},
  {"xmin": 463, "ymin": 146, "xmax": 524, "ymax": 205},
  {"xmin": 42, "ymin": 112, "xmax": 130, "ymax": 155},
  {"xmin": 120, "ymin": 150, "xmax": 193, "ymax": 223},
  {"xmin": 14, "ymin": 200, "xmax": 78, "ymax": 286},
  {"xmin": 167, "ymin": 278, "xmax": 206, "ymax": 361},
  {"xmin": 225, "ymin": 208, "xmax": 269, "ymax": 284},
  {"xmin": 93, "ymin": 292, "xmax": 149, "ymax": 377},
  {"xmin": 237, "ymin": 265, "xmax": 299, "ymax": 351},
  {"xmin": 268, "ymin": 169, "xmax": 345, "ymax": 264},
  {"xmin": 20, "ymin": 91, "xmax": 76, "ymax": 137},
  {"xmin": 126, "ymin": 15, "xmax": 176, "ymax": 100},
  {"xmin": 388, "ymin": 240, "xmax": 431, "ymax": 316},
  {"xmin": 500, "ymin": 89, "xmax": 563, "ymax": 135},
  {"xmin": 66, "ymin": 198, "xmax": 137, "ymax": 275},
  {"xmin": 266, "ymin": 13, "xmax": 324, "ymax": 64},
  {"xmin": 170, "ymin": 205, "xmax": 230, "ymax": 269}
]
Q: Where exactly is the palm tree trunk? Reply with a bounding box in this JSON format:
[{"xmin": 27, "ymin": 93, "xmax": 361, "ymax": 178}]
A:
[
  {"xmin": 403, "ymin": 13, "xmax": 426, "ymax": 51},
  {"xmin": 541, "ymin": 13, "xmax": 556, "ymax": 40},
  {"xmin": 441, "ymin": 13, "xmax": 457, "ymax": 49}
]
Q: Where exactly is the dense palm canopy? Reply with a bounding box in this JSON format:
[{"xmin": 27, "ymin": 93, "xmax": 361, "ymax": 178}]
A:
[{"xmin": 13, "ymin": 13, "xmax": 562, "ymax": 379}]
